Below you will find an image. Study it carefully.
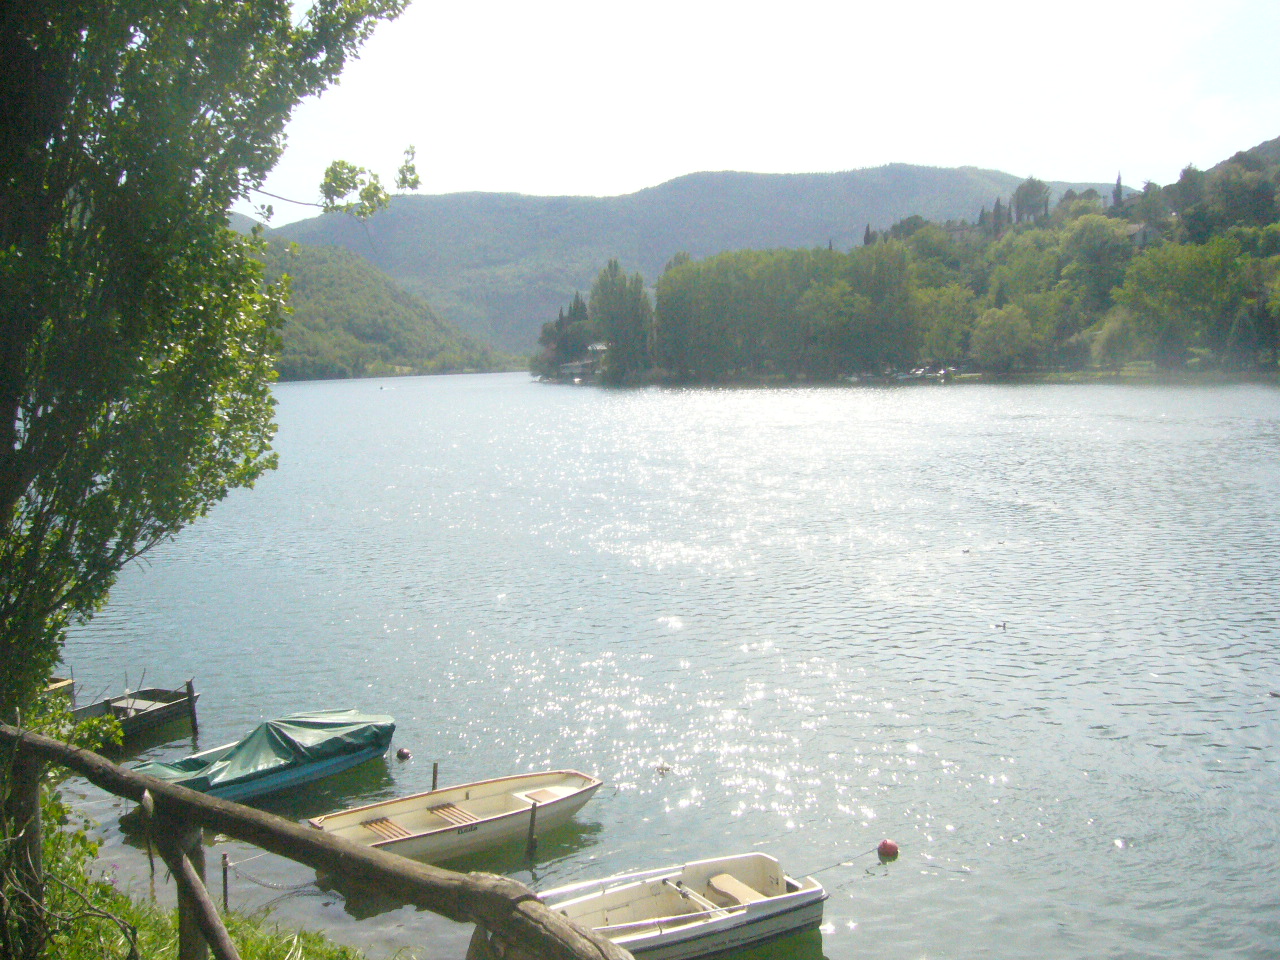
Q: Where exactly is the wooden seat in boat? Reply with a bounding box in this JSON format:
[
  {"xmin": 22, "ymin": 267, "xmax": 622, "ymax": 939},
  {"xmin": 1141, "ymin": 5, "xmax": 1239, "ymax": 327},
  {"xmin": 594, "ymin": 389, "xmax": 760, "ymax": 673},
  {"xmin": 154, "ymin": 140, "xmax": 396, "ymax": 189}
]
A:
[
  {"xmin": 430, "ymin": 802, "xmax": 480, "ymax": 826},
  {"xmin": 360, "ymin": 817, "xmax": 412, "ymax": 841},
  {"xmin": 708, "ymin": 873, "xmax": 767, "ymax": 906}
]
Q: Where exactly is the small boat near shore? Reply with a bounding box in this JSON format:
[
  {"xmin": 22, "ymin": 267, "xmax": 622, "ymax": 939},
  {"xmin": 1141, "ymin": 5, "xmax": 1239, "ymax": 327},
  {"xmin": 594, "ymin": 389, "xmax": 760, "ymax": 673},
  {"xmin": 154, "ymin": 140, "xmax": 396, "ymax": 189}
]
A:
[
  {"xmin": 308, "ymin": 769, "xmax": 602, "ymax": 863},
  {"xmin": 538, "ymin": 852, "xmax": 826, "ymax": 960},
  {"xmin": 72, "ymin": 683, "xmax": 199, "ymax": 740},
  {"xmin": 133, "ymin": 709, "xmax": 395, "ymax": 803},
  {"xmin": 44, "ymin": 677, "xmax": 76, "ymax": 701}
]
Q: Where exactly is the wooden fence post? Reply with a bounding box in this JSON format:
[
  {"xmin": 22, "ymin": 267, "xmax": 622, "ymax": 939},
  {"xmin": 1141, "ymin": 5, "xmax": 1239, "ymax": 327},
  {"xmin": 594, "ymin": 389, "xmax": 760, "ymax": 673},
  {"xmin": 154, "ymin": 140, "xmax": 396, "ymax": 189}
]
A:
[
  {"xmin": 0, "ymin": 725, "xmax": 632, "ymax": 960},
  {"xmin": 3, "ymin": 748, "xmax": 45, "ymax": 960},
  {"xmin": 175, "ymin": 819, "xmax": 209, "ymax": 960},
  {"xmin": 143, "ymin": 791, "xmax": 240, "ymax": 960}
]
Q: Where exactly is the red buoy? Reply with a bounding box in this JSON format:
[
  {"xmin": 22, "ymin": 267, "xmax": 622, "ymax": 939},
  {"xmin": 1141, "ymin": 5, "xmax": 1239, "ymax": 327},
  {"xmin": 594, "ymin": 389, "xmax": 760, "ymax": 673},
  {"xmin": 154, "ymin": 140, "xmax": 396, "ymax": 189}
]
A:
[
  {"xmin": 877, "ymin": 839, "xmax": 899, "ymax": 862},
  {"xmin": 396, "ymin": 747, "xmax": 412, "ymax": 761}
]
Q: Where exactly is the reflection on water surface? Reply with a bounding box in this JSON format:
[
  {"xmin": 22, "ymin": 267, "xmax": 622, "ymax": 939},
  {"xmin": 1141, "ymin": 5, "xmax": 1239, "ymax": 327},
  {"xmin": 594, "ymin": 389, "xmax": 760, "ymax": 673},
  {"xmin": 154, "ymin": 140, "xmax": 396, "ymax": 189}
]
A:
[{"xmin": 66, "ymin": 374, "xmax": 1280, "ymax": 960}]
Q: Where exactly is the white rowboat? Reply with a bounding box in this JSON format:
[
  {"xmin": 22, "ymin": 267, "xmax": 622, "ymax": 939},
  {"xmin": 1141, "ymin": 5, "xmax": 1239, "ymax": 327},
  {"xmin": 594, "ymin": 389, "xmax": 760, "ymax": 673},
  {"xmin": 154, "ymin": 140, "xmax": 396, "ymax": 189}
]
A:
[
  {"xmin": 307, "ymin": 769, "xmax": 601, "ymax": 863},
  {"xmin": 538, "ymin": 852, "xmax": 827, "ymax": 960}
]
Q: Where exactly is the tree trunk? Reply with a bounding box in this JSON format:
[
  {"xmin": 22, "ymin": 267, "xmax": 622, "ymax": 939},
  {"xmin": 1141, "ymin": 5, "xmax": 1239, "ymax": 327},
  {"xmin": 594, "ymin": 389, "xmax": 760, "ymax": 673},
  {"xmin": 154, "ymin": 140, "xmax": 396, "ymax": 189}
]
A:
[{"xmin": 3, "ymin": 751, "xmax": 44, "ymax": 960}]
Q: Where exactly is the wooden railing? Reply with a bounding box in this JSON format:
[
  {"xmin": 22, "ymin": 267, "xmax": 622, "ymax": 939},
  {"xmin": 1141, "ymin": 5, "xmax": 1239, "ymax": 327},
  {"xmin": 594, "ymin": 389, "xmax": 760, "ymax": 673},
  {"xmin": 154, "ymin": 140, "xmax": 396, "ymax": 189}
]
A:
[{"xmin": 0, "ymin": 723, "xmax": 631, "ymax": 960}]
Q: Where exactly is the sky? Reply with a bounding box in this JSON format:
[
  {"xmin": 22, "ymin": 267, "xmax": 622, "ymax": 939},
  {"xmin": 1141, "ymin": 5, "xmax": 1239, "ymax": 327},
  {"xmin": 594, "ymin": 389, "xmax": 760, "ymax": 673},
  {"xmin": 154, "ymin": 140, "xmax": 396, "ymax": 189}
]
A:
[{"xmin": 242, "ymin": 0, "xmax": 1280, "ymax": 225}]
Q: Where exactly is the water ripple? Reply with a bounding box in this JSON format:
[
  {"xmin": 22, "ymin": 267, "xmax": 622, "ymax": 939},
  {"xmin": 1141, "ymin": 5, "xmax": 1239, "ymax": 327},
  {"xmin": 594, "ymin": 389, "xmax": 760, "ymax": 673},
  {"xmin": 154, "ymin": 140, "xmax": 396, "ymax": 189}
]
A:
[{"xmin": 66, "ymin": 376, "xmax": 1280, "ymax": 960}]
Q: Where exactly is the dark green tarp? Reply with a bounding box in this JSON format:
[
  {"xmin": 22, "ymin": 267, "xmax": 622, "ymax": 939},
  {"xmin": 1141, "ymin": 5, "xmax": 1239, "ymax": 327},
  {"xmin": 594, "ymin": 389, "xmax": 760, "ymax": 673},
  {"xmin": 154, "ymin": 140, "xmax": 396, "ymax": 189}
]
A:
[{"xmin": 134, "ymin": 709, "xmax": 395, "ymax": 796}]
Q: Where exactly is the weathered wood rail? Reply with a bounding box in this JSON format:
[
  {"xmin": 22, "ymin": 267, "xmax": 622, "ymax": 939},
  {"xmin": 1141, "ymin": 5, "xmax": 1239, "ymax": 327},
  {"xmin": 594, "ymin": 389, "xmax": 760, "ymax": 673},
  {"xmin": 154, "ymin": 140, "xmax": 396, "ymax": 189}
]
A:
[{"xmin": 0, "ymin": 723, "xmax": 631, "ymax": 960}]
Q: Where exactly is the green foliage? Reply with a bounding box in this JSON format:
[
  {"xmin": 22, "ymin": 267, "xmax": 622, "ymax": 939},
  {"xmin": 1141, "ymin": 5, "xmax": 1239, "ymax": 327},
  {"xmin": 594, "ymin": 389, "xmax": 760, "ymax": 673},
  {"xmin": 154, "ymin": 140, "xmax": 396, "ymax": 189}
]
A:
[
  {"xmin": 0, "ymin": 0, "xmax": 404, "ymax": 722},
  {"xmin": 3, "ymin": 702, "xmax": 365, "ymax": 960},
  {"xmin": 916, "ymin": 284, "xmax": 977, "ymax": 360},
  {"xmin": 1116, "ymin": 237, "xmax": 1248, "ymax": 366},
  {"xmin": 275, "ymin": 166, "xmax": 1096, "ymax": 351},
  {"xmin": 10, "ymin": 815, "xmax": 366, "ymax": 960},
  {"xmin": 396, "ymin": 146, "xmax": 421, "ymax": 192},
  {"xmin": 971, "ymin": 305, "xmax": 1040, "ymax": 373},
  {"xmin": 259, "ymin": 241, "xmax": 501, "ymax": 380},
  {"xmin": 591, "ymin": 261, "xmax": 652, "ymax": 385},
  {"xmin": 1059, "ymin": 215, "xmax": 1133, "ymax": 313},
  {"xmin": 593, "ymin": 139, "xmax": 1280, "ymax": 381},
  {"xmin": 1012, "ymin": 177, "xmax": 1050, "ymax": 223},
  {"xmin": 1090, "ymin": 307, "xmax": 1140, "ymax": 370},
  {"xmin": 320, "ymin": 145, "xmax": 422, "ymax": 221},
  {"xmin": 321, "ymin": 163, "xmax": 389, "ymax": 221},
  {"xmin": 533, "ymin": 292, "xmax": 592, "ymax": 377}
]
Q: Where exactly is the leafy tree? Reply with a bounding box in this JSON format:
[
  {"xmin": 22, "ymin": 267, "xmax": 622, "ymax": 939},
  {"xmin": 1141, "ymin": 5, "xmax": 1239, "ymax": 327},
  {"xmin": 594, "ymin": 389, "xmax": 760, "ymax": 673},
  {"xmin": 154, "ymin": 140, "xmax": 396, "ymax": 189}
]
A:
[
  {"xmin": 985, "ymin": 228, "xmax": 1061, "ymax": 308},
  {"xmin": 915, "ymin": 283, "xmax": 977, "ymax": 360},
  {"xmin": 591, "ymin": 260, "xmax": 651, "ymax": 384},
  {"xmin": 0, "ymin": 0, "xmax": 404, "ymax": 723},
  {"xmin": 796, "ymin": 279, "xmax": 875, "ymax": 375},
  {"xmin": 846, "ymin": 240, "xmax": 919, "ymax": 368},
  {"xmin": 990, "ymin": 198, "xmax": 1009, "ymax": 236},
  {"xmin": 534, "ymin": 291, "xmax": 593, "ymax": 376},
  {"xmin": 1012, "ymin": 177, "xmax": 1050, "ymax": 223},
  {"xmin": 888, "ymin": 215, "xmax": 929, "ymax": 240},
  {"xmin": 1059, "ymin": 214, "xmax": 1133, "ymax": 314},
  {"xmin": 1090, "ymin": 306, "xmax": 1139, "ymax": 370},
  {"xmin": 1209, "ymin": 163, "xmax": 1276, "ymax": 228},
  {"xmin": 1116, "ymin": 236, "xmax": 1247, "ymax": 366},
  {"xmin": 1168, "ymin": 165, "xmax": 1206, "ymax": 216},
  {"xmin": 971, "ymin": 304, "xmax": 1040, "ymax": 372}
]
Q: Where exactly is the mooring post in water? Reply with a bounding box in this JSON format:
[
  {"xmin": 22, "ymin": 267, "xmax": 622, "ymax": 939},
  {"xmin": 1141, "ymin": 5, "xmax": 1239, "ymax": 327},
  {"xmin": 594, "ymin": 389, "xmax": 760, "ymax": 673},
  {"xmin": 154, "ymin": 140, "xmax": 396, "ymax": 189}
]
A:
[
  {"xmin": 222, "ymin": 852, "xmax": 229, "ymax": 911},
  {"xmin": 432, "ymin": 761, "xmax": 439, "ymax": 791},
  {"xmin": 185, "ymin": 678, "xmax": 199, "ymax": 732},
  {"xmin": 526, "ymin": 800, "xmax": 538, "ymax": 858}
]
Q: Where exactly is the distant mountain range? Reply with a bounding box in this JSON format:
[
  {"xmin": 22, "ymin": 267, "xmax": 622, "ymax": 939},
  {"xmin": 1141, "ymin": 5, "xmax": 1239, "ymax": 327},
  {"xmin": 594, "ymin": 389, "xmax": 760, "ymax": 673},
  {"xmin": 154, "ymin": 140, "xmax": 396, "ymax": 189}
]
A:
[{"xmin": 270, "ymin": 164, "xmax": 1120, "ymax": 352}]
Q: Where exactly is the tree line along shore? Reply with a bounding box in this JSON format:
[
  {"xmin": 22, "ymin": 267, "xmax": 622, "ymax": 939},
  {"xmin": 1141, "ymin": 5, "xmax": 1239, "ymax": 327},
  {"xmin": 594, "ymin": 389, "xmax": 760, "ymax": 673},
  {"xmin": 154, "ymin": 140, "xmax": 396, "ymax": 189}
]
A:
[{"xmin": 535, "ymin": 157, "xmax": 1280, "ymax": 386}]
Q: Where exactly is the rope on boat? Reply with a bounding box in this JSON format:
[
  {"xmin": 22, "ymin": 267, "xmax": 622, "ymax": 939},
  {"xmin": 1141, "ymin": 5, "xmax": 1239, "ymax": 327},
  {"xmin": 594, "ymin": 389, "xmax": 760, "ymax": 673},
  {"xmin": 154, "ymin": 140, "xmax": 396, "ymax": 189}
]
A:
[{"xmin": 802, "ymin": 845, "xmax": 881, "ymax": 877}]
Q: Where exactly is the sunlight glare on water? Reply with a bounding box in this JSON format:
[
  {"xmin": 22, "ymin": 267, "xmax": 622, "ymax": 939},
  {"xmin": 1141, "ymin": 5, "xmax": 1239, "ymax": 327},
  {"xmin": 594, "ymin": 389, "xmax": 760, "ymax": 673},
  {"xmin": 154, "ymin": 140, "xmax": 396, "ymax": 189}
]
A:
[{"xmin": 65, "ymin": 373, "xmax": 1280, "ymax": 960}]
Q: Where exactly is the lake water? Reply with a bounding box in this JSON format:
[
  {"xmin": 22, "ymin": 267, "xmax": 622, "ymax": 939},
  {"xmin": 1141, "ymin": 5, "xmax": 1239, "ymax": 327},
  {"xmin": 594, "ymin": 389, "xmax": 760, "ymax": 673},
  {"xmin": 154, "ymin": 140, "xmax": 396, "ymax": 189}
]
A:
[{"xmin": 64, "ymin": 372, "xmax": 1280, "ymax": 959}]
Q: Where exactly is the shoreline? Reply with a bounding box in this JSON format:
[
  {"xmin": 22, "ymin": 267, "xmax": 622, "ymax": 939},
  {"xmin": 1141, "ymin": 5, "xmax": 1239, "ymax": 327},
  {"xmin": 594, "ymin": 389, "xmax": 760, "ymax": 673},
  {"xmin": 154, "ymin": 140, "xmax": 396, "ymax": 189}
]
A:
[{"xmin": 538, "ymin": 366, "xmax": 1280, "ymax": 390}]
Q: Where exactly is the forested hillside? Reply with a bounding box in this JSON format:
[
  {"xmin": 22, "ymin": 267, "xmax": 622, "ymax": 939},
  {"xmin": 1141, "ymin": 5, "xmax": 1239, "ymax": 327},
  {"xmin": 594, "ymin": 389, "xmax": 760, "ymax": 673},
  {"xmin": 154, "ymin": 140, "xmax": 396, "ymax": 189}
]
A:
[
  {"xmin": 258, "ymin": 241, "xmax": 502, "ymax": 381},
  {"xmin": 539, "ymin": 140, "xmax": 1280, "ymax": 384},
  {"xmin": 272, "ymin": 165, "xmax": 1117, "ymax": 351}
]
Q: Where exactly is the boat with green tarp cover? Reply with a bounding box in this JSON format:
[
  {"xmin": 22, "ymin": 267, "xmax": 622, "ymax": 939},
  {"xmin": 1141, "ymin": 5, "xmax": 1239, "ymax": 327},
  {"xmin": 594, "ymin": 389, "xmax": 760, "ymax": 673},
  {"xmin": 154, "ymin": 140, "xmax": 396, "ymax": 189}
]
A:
[{"xmin": 132, "ymin": 709, "xmax": 395, "ymax": 802}]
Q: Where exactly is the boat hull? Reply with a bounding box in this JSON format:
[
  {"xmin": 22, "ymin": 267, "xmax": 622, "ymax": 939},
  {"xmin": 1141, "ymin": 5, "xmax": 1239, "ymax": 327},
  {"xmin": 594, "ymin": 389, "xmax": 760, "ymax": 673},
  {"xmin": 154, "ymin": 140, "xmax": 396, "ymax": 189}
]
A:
[
  {"xmin": 204, "ymin": 745, "xmax": 388, "ymax": 802},
  {"xmin": 373, "ymin": 785, "xmax": 596, "ymax": 862},
  {"xmin": 73, "ymin": 686, "xmax": 198, "ymax": 740},
  {"xmin": 623, "ymin": 896, "xmax": 825, "ymax": 960},
  {"xmin": 133, "ymin": 710, "xmax": 395, "ymax": 803},
  {"xmin": 309, "ymin": 770, "xmax": 602, "ymax": 864},
  {"xmin": 540, "ymin": 853, "xmax": 826, "ymax": 960}
]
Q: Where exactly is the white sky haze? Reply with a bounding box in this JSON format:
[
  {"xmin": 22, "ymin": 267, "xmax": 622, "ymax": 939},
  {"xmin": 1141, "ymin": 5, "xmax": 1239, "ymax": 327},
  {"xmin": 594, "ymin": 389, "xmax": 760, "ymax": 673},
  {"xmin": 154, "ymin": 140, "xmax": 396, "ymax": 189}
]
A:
[{"xmin": 246, "ymin": 0, "xmax": 1280, "ymax": 224}]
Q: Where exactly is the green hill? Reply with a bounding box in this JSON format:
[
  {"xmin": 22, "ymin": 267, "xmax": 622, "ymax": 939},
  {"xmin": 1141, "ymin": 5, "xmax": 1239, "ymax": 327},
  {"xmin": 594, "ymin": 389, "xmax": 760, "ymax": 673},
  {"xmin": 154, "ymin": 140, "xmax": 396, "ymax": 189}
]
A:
[
  {"xmin": 259, "ymin": 241, "xmax": 502, "ymax": 381},
  {"xmin": 272, "ymin": 164, "xmax": 1118, "ymax": 351}
]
